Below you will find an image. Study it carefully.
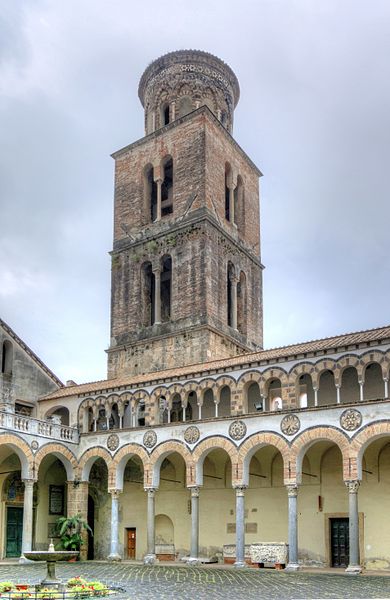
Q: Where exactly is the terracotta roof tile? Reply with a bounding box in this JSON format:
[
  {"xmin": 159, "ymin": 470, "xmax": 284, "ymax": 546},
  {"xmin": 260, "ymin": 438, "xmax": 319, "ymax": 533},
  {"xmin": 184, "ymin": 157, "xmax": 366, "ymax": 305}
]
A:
[{"xmin": 39, "ymin": 324, "xmax": 390, "ymax": 401}]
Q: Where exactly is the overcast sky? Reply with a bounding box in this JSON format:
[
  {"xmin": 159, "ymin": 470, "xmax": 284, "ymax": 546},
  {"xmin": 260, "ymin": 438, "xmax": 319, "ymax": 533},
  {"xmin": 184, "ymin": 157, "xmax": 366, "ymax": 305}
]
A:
[{"xmin": 1, "ymin": 0, "xmax": 389, "ymax": 384}]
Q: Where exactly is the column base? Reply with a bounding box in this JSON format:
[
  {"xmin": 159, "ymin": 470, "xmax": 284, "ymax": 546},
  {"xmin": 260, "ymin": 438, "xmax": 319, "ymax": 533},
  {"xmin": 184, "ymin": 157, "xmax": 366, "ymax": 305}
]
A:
[
  {"xmin": 143, "ymin": 553, "xmax": 157, "ymax": 565},
  {"xmin": 233, "ymin": 560, "xmax": 246, "ymax": 569},
  {"xmin": 345, "ymin": 564, "xmax": 362, "ymax": 575},
  {"xmin": 187, "ymin": 557, "xmax": 201, "ymax": 566},
  {"xmin": 107, "ymin": 553, "xmax": 121, "ymax": 562},
  {"xmin": 285, "ymin": 562, "xmax": 300, "ymax": 572}
]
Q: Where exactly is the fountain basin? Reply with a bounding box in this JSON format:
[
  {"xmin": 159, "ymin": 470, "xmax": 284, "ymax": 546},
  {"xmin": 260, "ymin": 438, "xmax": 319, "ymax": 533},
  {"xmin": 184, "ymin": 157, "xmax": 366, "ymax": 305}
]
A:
[{"xmin": 24, "ymin": 551, "xmax": 79, "ymax": 588}]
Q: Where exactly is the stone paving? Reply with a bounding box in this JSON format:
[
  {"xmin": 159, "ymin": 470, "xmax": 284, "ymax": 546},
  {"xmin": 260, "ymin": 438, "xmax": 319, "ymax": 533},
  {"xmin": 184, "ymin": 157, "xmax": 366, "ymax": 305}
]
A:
[{"xmin": 0, "ymin": 562, "xmax": 390, "ymax": 599}]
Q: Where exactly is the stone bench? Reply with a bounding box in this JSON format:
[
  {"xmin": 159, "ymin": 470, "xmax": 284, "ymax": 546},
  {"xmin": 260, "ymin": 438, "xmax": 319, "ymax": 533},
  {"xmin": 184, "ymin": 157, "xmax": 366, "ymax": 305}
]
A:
[
  {"xmin": 249, "ymin": 542, "xmax": 289, "ymax": 569},
  {"xmin": 155, "ymin": 544, "xmax": 176, "ymax": 561}
]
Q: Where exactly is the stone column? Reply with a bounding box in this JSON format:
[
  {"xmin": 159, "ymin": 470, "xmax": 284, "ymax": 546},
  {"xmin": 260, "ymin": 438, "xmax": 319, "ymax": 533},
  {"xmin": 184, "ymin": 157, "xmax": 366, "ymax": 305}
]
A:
[
  {"xmin": 234, "ymin": 486, "xmax": 246, "ymax": 568},
  {"xmin": 66, "ymin": 480, "xmax": 89, "ymax": 561},
  {"xmin": 336, "ymin": 384, "xmax": 341, "ymax": 404},
  {"xmin": 153, "ymin": 268, "xmax": 161, "ymax": 324},
  {"xmin": 182, "ymin": 402, "xmax": 187, "ymax": 422},
  {"xmin": 228, "ymin": 183, "xmax": 236, "ymax": 225},
  {"xmin": 214, "ymin": 400, "xmax": 219, "ymax": 418},
  {"xmin": 231, "ymin": 275, "xmax": 238, "ymax": 331},
  {"xmin": 384, "ymin": 378, "xmax": 389, "ymax": 398},
  {"xmin": 313, "ymin": 387, "xmax": 318, "ymax": 407},
  {"xmin": 19, "ymin": 479, "xmax": 35, "ymax": 563},
  {"xmin": 108, "ymin": 489, "xmax": 122, "ymax": 561},
  {"xmin": 156, "ymin": 178, "xmax": 162, "ymax": 221},
  {"xmin": 359, "ymin": 381, "xmax": 364, "ymax": 401},
  {"xmin": 198, "ymin": 402, "xmax": 202, "ymax": 420},
  {"xmin": 285, "ymin": 484, "xmax": 299, "ymax": 571},
  {"xmin": 144, "ymin": 488, "xmax": 157, "ymax": 564},
  {"xmin": 345, "ymin": 480, "xmax": 362, "ymax": 574},
  {"xmin": 188, "ymin": 486, "xmax": 200, "ymax": 565}
]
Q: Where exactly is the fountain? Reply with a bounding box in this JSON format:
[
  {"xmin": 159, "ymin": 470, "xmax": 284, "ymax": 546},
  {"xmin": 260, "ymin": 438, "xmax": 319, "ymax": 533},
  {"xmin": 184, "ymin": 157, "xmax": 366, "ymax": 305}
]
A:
[{"xmin": 24, "ymin": 540, "xmax": 79, "ymax": 589}]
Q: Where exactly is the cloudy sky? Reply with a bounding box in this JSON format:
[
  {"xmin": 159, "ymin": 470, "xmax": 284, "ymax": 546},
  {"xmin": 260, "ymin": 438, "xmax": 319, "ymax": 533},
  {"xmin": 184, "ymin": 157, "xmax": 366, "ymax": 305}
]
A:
[{"xmin": 1, "ymin": 0, "xmax": 389, "ymax": 384}]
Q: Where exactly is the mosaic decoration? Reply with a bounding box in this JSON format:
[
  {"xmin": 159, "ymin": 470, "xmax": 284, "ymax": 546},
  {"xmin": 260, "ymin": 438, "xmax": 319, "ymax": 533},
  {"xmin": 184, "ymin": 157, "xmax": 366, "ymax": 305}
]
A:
[
  {"xmin": 143, "ymin": 430, "xmax": 157, "ymax": 448},
  {"xmin": 184, "ymin": 425, "xmax": 200, "ymax": 444},
  {"xmin": 340, "ymin": 409, "xmax": 362, "ymax": 431},
  {"xmin": 107, "ymin": 433, "xmax": 120, "ymax": 451},
  {"xmin": 31, "ymin": 440, "xmax": 39, "ymax": 451},
  {"xmin": 229, "ymin": 420, "xmax": 247, "ymax": 441},
  {"xmin": 280, "ymin": 414, "xmax": 300, "ymax": 436}
]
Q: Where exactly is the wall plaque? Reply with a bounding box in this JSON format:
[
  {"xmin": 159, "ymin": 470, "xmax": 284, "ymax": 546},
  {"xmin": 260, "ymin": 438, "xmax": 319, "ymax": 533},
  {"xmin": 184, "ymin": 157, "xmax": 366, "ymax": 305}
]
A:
[{"xmin": 49, "ymin": 485, "xmax": 64, "ymax": 515}]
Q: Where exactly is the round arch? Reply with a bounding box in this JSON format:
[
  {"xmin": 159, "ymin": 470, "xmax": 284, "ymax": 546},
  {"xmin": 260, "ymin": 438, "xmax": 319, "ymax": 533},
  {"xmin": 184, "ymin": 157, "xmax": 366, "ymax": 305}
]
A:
[
  {"xmin": 78, "ymin": 447, "xmax": 113, "ymax": 482},
  {"xmin": 237, "ymin": 432, "xmax": 290, "ymax": 487},
  {"xmin": 0, "ymin": 433, "xmax": 33, "ymax": 479},
  {"xmin": 34, "ymin": 443, "xmax": 78, "ymax": 481},
  {"xmin": 192, "ymin": 436, "xmax": 237, "ymax": 486},
  {"xmin": 149, "ymin": 441, "xmax": 191, "ymax": 488},
  {"xmin": 110, "ymin": 444, "xmax": 149, "ymax": 490}
]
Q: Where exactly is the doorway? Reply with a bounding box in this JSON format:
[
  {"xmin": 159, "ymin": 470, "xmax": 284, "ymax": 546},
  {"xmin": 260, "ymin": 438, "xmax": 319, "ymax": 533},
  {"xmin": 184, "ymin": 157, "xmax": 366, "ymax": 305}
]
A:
[
  {"xmin": 126, "ymin": 528, "xmax": 136, "ymax": 559},
  {"xmin": 330, "ymin": 518, "xmax": 349, "ymax": 567},
  {"xmin": 6, "ymin": 506, "xmax": 23, "ymax": 557}
]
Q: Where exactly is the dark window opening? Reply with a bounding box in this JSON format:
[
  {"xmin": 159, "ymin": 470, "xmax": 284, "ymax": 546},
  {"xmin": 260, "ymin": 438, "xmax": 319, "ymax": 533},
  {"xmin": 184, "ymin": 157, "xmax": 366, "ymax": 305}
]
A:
[
  {"xmin": 161, "ymin": 256, "xmax": 172, "ymax": 322},
  {"xmin": 142, "ymin": 262, "xmax": 155, "ymax": 326},
  {"xmin": 1, "ymin": 341, "xmax": 13, "ymax": 376},
  {"xmin": 163, "ymin": 104, "xmax": 170, "ymax": 125},
  {"xmin": 227, "ymin": 265, "xmax": 233, "ymax": 327},
  {"xmin": 225, "ymin": 164, "xmax": 231, "ymax": 221},
  {"xmin": 144, "ymin": 165, "xmax": 158, "ymax": 223},
  {"xmin": 161, "ymin": 159, "xmax": 173, "ymax": 217}
]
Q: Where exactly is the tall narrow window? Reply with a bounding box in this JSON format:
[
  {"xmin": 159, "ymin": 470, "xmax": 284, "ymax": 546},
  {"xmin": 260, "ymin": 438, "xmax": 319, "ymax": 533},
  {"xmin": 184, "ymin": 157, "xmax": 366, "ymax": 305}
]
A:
[
  {"xmin": 237, "ymin": 271, "xmax": 247, "ymax": 335},
  {"xmin": 161, "ymin": 255, "xmax": 172, "ymax": 322},
  {"xmin": 1, "ymin": 340, "xmax": 13, "ymax": 375},
  {"xmin": 161, "ymin": 157, "xmax": 173, "ymax": 216},
  {"xmin": 144, "ymin": 164, "xmax": 157, "ymax": 222},
  {"xmin": 141, "ymin": 262, "xmax": 155, "ymax": 326},
  {"xmin": 227, "ymin": 262, "xmax": 234, "ymax": 327},
  {"xmin": 161, "ymin": 103, "xmax": 170, "ymax": 126},
  {"xmin": 225, "ymin": 164, "xmax": 231, "ymax": 221},
  {"xmin": 234, "ymin": 175, "xmax": 244, "ymax": 230}
]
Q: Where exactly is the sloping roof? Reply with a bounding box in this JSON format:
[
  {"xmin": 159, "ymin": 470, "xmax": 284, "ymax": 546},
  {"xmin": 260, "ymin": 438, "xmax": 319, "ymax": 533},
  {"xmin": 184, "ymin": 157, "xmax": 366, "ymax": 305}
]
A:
[
  {"xmin": 0, "ymin": 318, "xmax": 63, "ymax": 387},
  {"xmin": 40, "ymin": 324, "xmax": 390, "ymax": 401}
]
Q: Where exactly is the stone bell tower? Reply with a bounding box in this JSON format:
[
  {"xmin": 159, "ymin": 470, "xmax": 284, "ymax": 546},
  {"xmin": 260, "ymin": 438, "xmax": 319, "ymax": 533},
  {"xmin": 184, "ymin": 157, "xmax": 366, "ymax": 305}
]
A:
[{"xmin": 107, "ymin": 50, "xmax": 264, "ymax": 379}]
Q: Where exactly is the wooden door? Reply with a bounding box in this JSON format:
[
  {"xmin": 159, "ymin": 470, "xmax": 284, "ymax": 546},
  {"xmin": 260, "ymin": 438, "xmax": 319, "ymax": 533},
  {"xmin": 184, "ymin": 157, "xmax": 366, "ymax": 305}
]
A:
[
  {"xmin": 330, "ymin": 518, "xmax": 349, "ymax": 567},
  {"xmin": 6, "ymin": 506, "xmax": 23, "ymax": 557},
  {"xmin": 126, "ymin": 528, "xmax": 136, "ymax": 559}
]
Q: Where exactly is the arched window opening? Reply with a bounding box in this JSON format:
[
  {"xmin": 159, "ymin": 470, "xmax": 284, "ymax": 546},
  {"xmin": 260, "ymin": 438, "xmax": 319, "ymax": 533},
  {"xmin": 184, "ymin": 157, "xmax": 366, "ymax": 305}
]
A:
[
  {"xmin": 219, "ymin": 386, "xmax": 231, "ymax": 417},
  {"xmin": 298, "ymin": 374, "xmax": 315, "ymax": 408},
  {"xmin": 225, "ymin": 164, "xmax": 231, "ymax": 221},
  {"xmin": 364, "ymin": 362, "xmax": 384, "ymax": 399},
  {"xmin": 161, "ymin": 158, "xmax": 173, "ymax": 217},
  {"xmin": 170, "ymin": 394, "xmax": 183, "ymax": 422},
  {"xmin": 137, "ymin": 401, "xmax": 145, "ymax": 427},
  {"xmin": 247, "ymin": 382, "xmax": 262, "ymax": 413},
  {"xmin": 340, "ymin": 367, "xmax": 360, "ymax": 403},
  {"xmin": 268, "ymin": 379, "xmax": 282, "ymax": 411},
  {"xmin": 1, "ymin": 340, "xmax": 13, "ymax": 376},
  {"xmin": 318, "ymin": 370, "xmax": 337, "ymax": 406},
  {"xmin": 46, "ymin": 406, "xmax": 70, "ymax": 426},
  {"xmin": 141, "ymin": 262, "xmax": 155, "ymax": 326},
  {"xmin": 110, "ymin": 403, "xmax": 120, "ymax": 429},
  {"xmin": 187, "ymin": 391, "xmax": 196, "ymax": 421},
  {"xmin": 202, "ymin": 389, "xmax": 215, "ymax": 418},
  {"xmin": 144, "ymin": 164, "xmax": 158, "ymax": 223},
  {"xmin": 161, "ymin": 255, "xmax": 172, "ymax": 322},
  {"xmin": 237, "ymin": 271, "xmax": 247, "ymax": 335},
  {"xmin": 161, "ymin": 103, "xmax": 170, "ymax": 126}
]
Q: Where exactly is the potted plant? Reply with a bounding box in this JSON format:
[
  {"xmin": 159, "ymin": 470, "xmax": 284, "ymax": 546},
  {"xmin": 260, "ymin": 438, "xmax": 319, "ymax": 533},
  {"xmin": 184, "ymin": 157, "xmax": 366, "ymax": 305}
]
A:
[{"xmin": 55, "ymin": 514, "xmax": 92, "ymax": 558}]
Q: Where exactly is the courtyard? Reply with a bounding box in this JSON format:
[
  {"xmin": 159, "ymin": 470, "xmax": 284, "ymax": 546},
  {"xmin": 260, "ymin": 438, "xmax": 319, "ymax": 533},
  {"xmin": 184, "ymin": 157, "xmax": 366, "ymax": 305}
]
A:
[{"xmin": 0, "ymin": 563, "xmax": 389, "ymax": 600}]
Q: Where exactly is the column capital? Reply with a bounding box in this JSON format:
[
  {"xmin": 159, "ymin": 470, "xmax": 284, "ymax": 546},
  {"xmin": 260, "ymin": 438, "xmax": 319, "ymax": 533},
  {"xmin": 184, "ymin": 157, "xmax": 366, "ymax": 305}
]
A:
[
  {"xmin": 22, "ymin": 478, "xmax": 36, "ymax": 487},
  {"xmin": 144, "ymin": 487, "xmax": 158, "ymax": 497},
  {"xmin": 345, "ymin": 480, "xmax": 360, "ymax": 494},
  {"xmin": 233, "ymin": 485, "xmax": 247, "ymax": 496},
  {"xmin": 153, "ymin": 176, "xmax": 163, "ymax": 184},
  {"xmin": 286, "ymin": 484, "xmax": 299, "ymax": 497},
  {"xmin": 188, "ymin": 486, "xmax": 200, "ymax": 498},
  {"xmin": 109, "ymin": 488, "xmax": 122, "ymax": 499}
]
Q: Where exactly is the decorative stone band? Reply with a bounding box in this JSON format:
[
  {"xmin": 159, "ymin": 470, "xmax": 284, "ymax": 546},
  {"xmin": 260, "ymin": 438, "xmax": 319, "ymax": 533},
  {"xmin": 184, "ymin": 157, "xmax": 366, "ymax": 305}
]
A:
[
  {"xmin": 345, "ymin": 480, "xmax": 360, "ymax": 494},
  {"xmin": 286, "ymin": 484, "xmax": 299, "ymax": 498}
]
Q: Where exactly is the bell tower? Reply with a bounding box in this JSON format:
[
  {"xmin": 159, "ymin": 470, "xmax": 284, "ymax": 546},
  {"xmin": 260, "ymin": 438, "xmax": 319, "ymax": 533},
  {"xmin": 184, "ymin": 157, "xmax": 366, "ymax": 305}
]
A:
[{"xmin": 107, "ymin": 50, "xmax": 264, "ymax": 378}]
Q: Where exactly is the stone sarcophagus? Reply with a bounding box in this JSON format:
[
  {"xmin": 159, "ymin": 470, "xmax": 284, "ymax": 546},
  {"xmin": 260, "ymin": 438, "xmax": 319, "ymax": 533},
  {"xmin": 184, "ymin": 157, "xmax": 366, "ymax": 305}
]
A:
[
  {"xmin": 249, "ymin": 543, "xmax": 289, "ymax": 567},
  {"xmin": 223, "ymin": 544, "xmax": 252, "ymax": 564}
]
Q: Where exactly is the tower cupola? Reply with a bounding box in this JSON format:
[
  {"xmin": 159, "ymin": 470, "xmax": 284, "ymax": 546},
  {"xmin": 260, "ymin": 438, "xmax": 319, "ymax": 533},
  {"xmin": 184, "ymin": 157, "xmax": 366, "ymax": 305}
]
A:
[{"xmin": 138, "ymin": 50, "xmax": 240, "ymax": 135}]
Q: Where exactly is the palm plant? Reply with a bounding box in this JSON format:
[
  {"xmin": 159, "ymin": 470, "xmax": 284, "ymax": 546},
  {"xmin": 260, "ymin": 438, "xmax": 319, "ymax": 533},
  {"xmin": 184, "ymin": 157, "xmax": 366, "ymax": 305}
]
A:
[{"xmin": 55, "ymin": 514, "xmax": 92, "ymax": 552}]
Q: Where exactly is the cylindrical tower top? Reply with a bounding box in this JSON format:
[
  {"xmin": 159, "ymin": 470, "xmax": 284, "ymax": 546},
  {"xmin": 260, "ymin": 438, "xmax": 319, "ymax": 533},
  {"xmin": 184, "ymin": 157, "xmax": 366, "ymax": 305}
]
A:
[{"xmin": 138, "ymin": 50, "xmax": 240, "ymax": 135}]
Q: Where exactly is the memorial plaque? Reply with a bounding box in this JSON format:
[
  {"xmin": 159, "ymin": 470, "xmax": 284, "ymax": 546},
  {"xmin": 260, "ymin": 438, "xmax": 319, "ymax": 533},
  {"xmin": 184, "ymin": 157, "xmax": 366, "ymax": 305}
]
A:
[{"xmin": 49, "ymin": 485, "xmax": 64, "ymax": 515}]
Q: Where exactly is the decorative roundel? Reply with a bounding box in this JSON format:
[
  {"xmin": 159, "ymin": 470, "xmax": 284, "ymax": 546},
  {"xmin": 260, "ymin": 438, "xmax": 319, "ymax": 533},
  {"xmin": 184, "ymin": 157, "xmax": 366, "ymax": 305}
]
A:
[
  {"xmin": 107, "ymin": 433, "xmax": 120, "ymax": 451},
  {"xmin": 31, "ymin": 440, "xmax": 39, "ymax": 451},
  {"xmin": 184, "ymin": 426, "xmax": 200, "ymax": 445},
  {"xmin": 143, "ymin": 430, "xmax": 157, "ymax": 448},
  {"xmin": 229, "ymin": 420, "xmax": 247, "ymax": 441},
  {"xmin": 280, "ymin": 414, "xmax": 300, "ymax": 436},
  {"xmin": 340, "ymin": 409, "xmax": 362, "ymax": 431}
]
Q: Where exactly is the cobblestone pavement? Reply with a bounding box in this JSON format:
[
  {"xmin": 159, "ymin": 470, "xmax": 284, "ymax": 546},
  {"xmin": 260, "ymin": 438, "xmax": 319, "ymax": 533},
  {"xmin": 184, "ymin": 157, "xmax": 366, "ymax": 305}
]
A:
[{"xmin": 0, "ymin": 562, "xmax": 390, "ymax": 600}]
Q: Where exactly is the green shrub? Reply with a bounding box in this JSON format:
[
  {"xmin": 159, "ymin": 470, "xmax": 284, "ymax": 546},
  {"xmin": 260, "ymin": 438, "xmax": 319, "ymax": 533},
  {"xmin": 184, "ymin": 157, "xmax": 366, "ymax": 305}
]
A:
[{"xmin": 0, "ymin": 583, "xmax": 15, "ymax": 593}]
